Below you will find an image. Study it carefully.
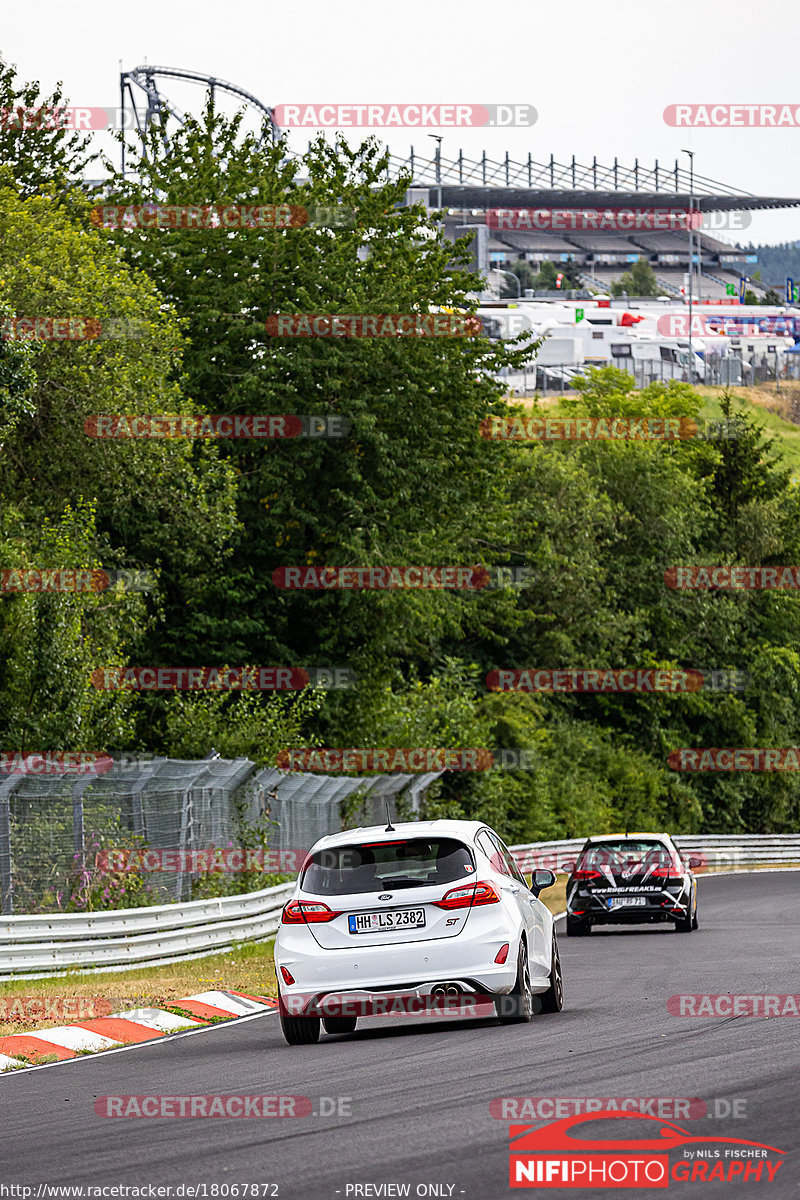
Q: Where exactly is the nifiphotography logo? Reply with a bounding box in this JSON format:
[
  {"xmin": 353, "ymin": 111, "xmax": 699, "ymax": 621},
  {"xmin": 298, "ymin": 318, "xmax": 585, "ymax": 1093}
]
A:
[{"xmin": 508, "ymin": 1111, "xmax": 784, "ymax": 1188}]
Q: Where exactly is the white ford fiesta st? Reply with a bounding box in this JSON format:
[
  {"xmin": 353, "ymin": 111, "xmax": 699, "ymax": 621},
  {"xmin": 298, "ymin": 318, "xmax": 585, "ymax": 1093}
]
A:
[{"xmin": 274, "ymin": 818, "xmax": 563, "ymax": 1044}]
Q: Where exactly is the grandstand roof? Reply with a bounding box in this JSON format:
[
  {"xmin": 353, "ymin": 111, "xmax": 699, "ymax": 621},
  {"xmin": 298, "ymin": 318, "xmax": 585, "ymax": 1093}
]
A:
[{"xmin": 439, "ymin": 188, "xmax": 800, "ymax": 212}]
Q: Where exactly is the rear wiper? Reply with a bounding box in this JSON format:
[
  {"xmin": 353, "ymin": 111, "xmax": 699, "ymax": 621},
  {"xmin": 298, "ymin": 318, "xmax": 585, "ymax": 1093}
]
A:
[{"xmin": 379, "ymin": 877, "xmax": 429, "ymax": 888}]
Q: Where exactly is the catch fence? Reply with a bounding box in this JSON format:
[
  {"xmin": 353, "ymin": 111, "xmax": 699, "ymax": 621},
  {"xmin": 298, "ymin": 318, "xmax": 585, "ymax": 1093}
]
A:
[
  {"xmin": 497, "ymin": 355, "xmax": 800, "ymax": 396},
  {"xmin": 0, "ymin": 758, "xmax": 442, "ymax": 915}
]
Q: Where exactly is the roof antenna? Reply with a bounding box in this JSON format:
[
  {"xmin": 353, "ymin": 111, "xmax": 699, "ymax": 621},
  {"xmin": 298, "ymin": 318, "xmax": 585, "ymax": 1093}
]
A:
[{"xmin": 385, "ymin": 802, "xmax": 395, "ymax": 832}]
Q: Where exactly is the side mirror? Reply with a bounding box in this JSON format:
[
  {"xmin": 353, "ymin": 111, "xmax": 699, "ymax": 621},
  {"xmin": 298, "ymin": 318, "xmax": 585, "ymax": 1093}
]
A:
[
  {"xmin": 530, "ymin": 868, "xmax": 556, "ymax": 896},
  {"xmin": 688, "ymin": 856, "xmax": 703, "ymax": 870},
  {"xmin": 560, "ymin": 860, "xmax": 576, "ymax": 874}
]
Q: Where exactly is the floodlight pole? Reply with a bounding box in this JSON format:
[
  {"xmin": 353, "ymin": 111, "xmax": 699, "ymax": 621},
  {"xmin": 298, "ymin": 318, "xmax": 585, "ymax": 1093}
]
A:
[
  {"xmin": 428, "ymin": 134, "xmax": 443, "ymax": 213},
  {"xmin": 682, "ymin": 149, "xmax": 695, "ymax": 376}
]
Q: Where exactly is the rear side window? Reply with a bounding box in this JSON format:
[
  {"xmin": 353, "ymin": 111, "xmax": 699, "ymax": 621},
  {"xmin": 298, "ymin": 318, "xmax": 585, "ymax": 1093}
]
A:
[
  {"xmin": 301, "ymin": 837, "xmax": 476, "ymax": 895},
  {"xmin": 477, "ymin": 829, "xmax": 508, "ymax": 875}
]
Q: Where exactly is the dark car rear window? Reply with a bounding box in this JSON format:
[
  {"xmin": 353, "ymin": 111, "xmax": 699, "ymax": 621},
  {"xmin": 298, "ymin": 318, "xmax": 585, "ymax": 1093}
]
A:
[
  {"xmin": 301, "ymin": 837, "xmax": 476, "ymax": 895},
  {"xmin": 577, "ymin": 840, "xmax": 678, "ymax": 872}
]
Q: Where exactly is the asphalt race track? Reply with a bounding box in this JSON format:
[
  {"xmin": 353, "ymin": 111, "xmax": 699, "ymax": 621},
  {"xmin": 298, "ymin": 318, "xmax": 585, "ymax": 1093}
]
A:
[{"xmin": 2, "ymin": 873, "xmax": 798, "ymax": 1198}]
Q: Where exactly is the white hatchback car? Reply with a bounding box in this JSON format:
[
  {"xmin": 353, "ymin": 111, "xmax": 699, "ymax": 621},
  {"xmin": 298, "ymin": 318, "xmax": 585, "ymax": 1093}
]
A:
[{"xmin": 274, "ymin": 818, "xmax": 563, "ymax": 1044}]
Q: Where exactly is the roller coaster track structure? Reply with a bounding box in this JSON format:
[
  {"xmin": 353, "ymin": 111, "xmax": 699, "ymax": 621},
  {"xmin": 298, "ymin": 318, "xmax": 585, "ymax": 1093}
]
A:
[{"xmin": 119, "ymin": 65, "xmax": 281, "ymax": 176}]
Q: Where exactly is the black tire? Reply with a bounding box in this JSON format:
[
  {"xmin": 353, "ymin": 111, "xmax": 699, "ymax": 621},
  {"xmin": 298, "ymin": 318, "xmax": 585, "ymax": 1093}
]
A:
[
  {"xmin": 539, "ymin": 933, "xmax": 564, "ymax": 1013},
  {"xmin": 495, "ymin": 941, "xmax": 534, "ymax": 1024},
  {"xmin": 674, "ymin": 910, "xmax": 693, "ymax": 932},
  {"xmin": 322, "ymin": 1015, "xmax": 358, "ymax": 1035},
  {"xmin": 566, "ymin": 916, "xmax": 590, "ymax": 937},
  {"xmin": 692, "ymin": 909, "xmax": 699, "ymax": 930},
  {"xmin": 279, "ymin": 1007, "xmax": 321, "ymax": 1045}
]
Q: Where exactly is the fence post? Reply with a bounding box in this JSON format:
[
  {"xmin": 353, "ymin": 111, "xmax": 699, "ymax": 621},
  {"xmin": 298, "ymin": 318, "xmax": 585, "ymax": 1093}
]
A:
[
  {"xmin": 0, "ymin": 776, "xmax": 19, "ymax": 915},
  {"xmin": 72, "ymin": 776, "xmax": 86, "ymax": 867},
  {"xmin": 177, "ymin": 787, "xmax": 194, "ymax": 901},
  {"xmin": 129, "ymin": 759, "xmax": 160, "ymax": 837}
]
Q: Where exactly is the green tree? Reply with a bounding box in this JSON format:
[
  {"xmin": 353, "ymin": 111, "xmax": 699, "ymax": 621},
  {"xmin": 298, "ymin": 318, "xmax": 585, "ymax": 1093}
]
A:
[
  {"xmin": 0, "ymin": 187, "xmax": 238, "ymax": 606},
  {"xmin": 610, "ymin": 257, "xmax": 663, "ymax": 297},
  {"xmin": 501, "ymin": 259, "xmax": 537, "ymax": 297},
  {"xmin": 0, "ymin": 500, "xmax": 138, "ymax": 752},
  {"xmin": 0, "ymin": 56, "xmax": 99, "ymax": 196},
  {"xmin": 106, "ymin": 110, "xmax": 528, "ymax": 691}
]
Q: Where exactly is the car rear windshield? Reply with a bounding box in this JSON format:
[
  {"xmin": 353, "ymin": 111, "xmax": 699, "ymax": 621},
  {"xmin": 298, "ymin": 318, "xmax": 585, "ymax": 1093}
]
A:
[
  {"xmin": 577, "ymin": 841, "xmax": 679, "ymax": 872},
  {"xmin": 301, "ymin": 837, "xmax": 476, "ymax": 895}
]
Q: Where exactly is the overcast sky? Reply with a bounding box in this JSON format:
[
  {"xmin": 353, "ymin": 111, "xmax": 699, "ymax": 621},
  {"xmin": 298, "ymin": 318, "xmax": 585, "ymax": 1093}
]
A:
[{"xmin": 4, "ymin": 0, "xmax": 799, "ymax": 245}]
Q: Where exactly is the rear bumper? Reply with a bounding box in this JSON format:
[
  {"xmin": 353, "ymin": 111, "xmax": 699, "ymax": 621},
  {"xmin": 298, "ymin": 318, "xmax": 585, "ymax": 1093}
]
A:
[
  {"xmin": 275, "ymin": 920, "xmax": 552, "ymax": 1014},
  {"xmin": 580, "ymin": 910, "xmax": 677, "ymax": 925},
  {"xmin": 279, "ymin": 983, "xmax": 499, "ymax": 1018},
  {"xmin": 569, "ymin": 895, "xmax": 691, "ymax": 924}
]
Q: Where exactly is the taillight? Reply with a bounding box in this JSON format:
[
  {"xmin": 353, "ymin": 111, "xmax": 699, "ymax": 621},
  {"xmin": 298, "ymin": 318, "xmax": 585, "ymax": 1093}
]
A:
[
  {"xmin": 281, "ymin": 900, "xmax": 341, "ymax": 924},
  {"xmin": 573, "ymin": 869, "xmax": 603, "ymax": 882},
  {"xmin": 434, "ymin": 881, "xmax": 500, "ymax": 909},
  {"xmin": 494, "ymin": 943, "xmax": 510, "ymax": 964},
  {"xmin": 279, "ymin": 966, "xmax": 295, "ymax": 985}
]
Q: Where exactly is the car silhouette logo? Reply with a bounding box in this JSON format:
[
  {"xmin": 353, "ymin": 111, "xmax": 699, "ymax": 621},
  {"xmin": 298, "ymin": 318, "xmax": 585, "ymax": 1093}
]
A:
[
  {"xmin": 509, "ymin": 1111, "xmax": 784, "ymax": 1154},
  {"xmin": 379, "ymin": 894, "xmax": 392, "ymax": 900}
]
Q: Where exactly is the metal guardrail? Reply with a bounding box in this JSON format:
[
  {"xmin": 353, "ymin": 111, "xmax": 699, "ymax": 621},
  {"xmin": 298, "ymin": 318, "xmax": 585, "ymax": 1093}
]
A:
[
  {"xmin": 511, "ymin": 835, "xmax": 800, "ymax": 873},
  {"xmin": 0, "ymin": 881, "xmax": 294, "ymax": 980},
  {"xmin": 0, "ymin": 835, "xmax": 797, "ymax": 979}
]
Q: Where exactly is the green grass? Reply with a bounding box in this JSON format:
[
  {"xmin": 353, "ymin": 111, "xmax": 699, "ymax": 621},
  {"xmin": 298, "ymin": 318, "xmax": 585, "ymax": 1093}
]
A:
[
  {"xmin": 522, "ymin": 384, "xmax": 800, "ymax": 479},
  {"xmin": 694, "ymin": 386, "xmax": 800, "ymax": 478}
]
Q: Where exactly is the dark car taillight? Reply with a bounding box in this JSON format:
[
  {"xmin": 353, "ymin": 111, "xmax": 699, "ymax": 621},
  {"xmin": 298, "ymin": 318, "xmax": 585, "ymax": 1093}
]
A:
[{"xmin": 573, "ymin": 869, "xmax": 603, "ymax": 882}]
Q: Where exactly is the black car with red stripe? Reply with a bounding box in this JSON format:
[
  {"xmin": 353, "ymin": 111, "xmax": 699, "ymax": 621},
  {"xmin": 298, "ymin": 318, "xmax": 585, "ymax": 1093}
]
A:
[{"xmin": 564, "ymin": 833, "xmax": 700, "ymax": 935}]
